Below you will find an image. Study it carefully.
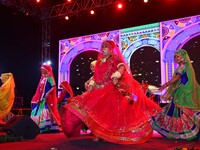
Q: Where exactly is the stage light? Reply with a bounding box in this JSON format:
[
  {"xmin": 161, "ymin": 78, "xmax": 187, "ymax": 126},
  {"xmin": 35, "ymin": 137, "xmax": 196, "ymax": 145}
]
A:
[
  {"xmin": 65, "ymin": 16, "xmax": 69, "ymax": 20},
  {"xmin": 90, "ymin": 10, "xmax": 95, "ymax": 15},
  {"xmin": 117, "ymin": 3, "xmax": 123, "ymax": 9},
  {"xmin": 47, "ymin": 60, "xmax": 51, "ymax": 65},
  {"xmin": 43, "ymin": 60, "xmax": 51, "ymax": 65},
  {"xmin": 36, "ymin": 0, "xmax": 40, "ymax": 3},
  {"xmin": 144, "ymin": 0, "xmax": 148, "ymax": 3},
  {"xmin": 67, "ymin": 0, "xmax": 71, "ymax": 2}
]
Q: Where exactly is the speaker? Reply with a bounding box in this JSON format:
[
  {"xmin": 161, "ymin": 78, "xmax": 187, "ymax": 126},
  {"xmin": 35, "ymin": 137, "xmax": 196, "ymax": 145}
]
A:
[{"xmin": 3, "ymin": 115, "xmax": 40, "ymax": 139}]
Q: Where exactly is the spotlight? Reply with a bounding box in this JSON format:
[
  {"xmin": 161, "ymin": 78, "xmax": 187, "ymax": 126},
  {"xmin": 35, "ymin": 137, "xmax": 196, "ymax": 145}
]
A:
[
  {"xmin": 36, "ymin": 0, "xmax": 40, "ymax": 3},
  {"xmin": 47, "ymin": 61, "xmax": 51, "ymax": 65},
  {"xmin": 117, "ymin": 3, "xmax": 123, "ymax": 9},
  {"xmin": 65, "ymin": 16, "xmax": 69, "ymax": 20},
  {"xmin": 144, "ymin": 0, "xmax": 148, "ymax": 3},
  {"xmin": 90, "ymin": 10, "xmax": 95, "ymax": 15},
  {"xmin": 44, "ymin": 60, "xmax": 52, "ymax": 65}
]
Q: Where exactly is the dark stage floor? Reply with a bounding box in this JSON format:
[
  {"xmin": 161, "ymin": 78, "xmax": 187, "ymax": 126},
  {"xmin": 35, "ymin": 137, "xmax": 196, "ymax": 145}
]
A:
[{"xmin": 0, "ymin": 131, "xmax": 200, "ymax": 150}]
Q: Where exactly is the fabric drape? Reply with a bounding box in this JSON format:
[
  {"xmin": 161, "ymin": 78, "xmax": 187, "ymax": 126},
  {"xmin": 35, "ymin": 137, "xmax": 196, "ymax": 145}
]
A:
[{"xmin": 0, "ymin": 73, "xmax": 15, "ymax": 118}]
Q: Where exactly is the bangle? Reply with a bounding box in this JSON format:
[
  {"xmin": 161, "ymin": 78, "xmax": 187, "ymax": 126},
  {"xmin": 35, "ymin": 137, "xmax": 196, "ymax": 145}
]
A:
[
  {"xmin": 111, "ymin": 71, "xmax": 121, "ymax": 79},
  {"xmin": 89, "ymin": 80, "xmax": 95, "ymax": 86}
]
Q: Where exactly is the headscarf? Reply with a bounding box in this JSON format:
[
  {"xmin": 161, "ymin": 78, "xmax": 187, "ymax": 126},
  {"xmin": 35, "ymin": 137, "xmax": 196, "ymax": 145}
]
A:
[
  {"xmin": 93, "ymin": 40, "xmax": 148, "ymax": 104},
  {"xmin": 162, "ymin": 49, "xmax": 200, "ymax": 109},
  {"xmin": 0, "ymin": 73, "xmax": 15, "ymax": 118},
  {"xmin": 97, "ymin": 40, "xmax": 130, "ymax": 73},
  {"xmin": 32, "ymin": 64, "xmax": 61, "ymax": 125},
  {"xmin": 40, "ymin": 63, "xmax": 55, "ymax": 80},
  {"xmin": 57, "ymin": 81, "xmax": 74, "ymax": 104},
  {"xmin": 94, "ymin": 40, "xmax": 134, "ymax": 84},
  {"xmin": 60, "ymin": 81, "xmax": 74, "ymax": 98},
  {"xmin": 31, "ymin": 64, "xmax": 56, "ymax": 103}
]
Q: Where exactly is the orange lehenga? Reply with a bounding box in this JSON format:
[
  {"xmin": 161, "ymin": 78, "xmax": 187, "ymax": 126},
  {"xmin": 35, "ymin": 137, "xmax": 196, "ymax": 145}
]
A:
[
  {"xmin": 0, "ymin": 73, "xmax": 15, "ymax": 124},
  {"xmin": 60, "ymin": 40, "xmax": 161, "ymax": 144}
]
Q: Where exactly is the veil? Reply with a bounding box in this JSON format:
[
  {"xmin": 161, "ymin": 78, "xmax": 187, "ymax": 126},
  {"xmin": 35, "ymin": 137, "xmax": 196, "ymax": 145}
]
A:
[
  {"xmin": 0, "ymin": 73, "xmax": 15, "ymax": 118},
  {"xmin": 162, "ymin": 49, "xmax": 200, "ymax": 109}
]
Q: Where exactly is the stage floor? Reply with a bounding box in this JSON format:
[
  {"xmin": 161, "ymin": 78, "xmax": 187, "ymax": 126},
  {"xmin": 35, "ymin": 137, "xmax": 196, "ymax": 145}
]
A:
[{"xmin": 0, "ymin": 131, "xmax": 199, "ymax": 150}]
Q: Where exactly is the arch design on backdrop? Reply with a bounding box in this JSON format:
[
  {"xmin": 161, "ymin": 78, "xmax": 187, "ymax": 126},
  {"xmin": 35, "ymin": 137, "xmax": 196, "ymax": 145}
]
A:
[
  {"xmin": 123, "ymin": 39, "xmax": 160, "ymax": 65},
  {"xmin": 161, "ymin": 15, "xmax": 200, "ymax": 84},
  {"xmin": 58, "ymin": 14, "xmax": 200, "ymax": 95},
  {"xmin": 120, "ymin": 23, "xmax": 160, "ymax": 86},
  {"xmin": 120, "ymin": 23, "xmax": 160, "ymax": 65},
  {"xmin": 129, "ymin": 46, "xmax": 161, "ymax": 87},
  {"xmin": 59, "ymin": 23, "xmax": 161, "ymax": 90},
  {"xmin": 58, "ymin": 30, "xmax": 120, "ymax": 86}
]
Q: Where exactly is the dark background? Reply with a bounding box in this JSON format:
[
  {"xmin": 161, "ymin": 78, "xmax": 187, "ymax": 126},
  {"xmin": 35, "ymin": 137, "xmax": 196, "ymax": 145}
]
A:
[{"xmin": 0, "ymin": 0, "xmax": 200, "ymax": 107}]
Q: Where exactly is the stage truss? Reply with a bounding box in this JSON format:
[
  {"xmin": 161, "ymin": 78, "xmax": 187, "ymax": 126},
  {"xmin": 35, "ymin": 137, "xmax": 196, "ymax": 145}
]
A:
[{"xmin": 0, "ymin": 0, "xmax": 128, "ymax": 62}]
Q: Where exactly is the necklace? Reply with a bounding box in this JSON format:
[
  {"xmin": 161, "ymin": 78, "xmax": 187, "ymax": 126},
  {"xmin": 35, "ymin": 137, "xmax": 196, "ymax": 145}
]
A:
[
  {"xmin": 101, "ymin": 57, "xmax": 107, "ymax": 63},
  {"xmin": 100, "ymin": 55, "xmax": 111, "ymax": 63}
]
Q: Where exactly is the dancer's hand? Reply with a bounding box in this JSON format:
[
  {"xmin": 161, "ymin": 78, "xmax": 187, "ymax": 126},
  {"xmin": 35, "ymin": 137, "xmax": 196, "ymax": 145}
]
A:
[
  {"xmin": 158, "ymin": 85, "xmax": 165, "ymax": 91},
  {"xmin": 159, "ymin": 82, "xmax": 170, "ymax": 91},
  {"xmin": 45, "ymin": 92, "xmax": 50, "ymax": 98},
  {"xmin": 88, "ymin": 85, "xmax": 94, "ymax": 92},
  {"xmin": 112, "ymin": 77, "xmax": 119, "ymax": 85}
]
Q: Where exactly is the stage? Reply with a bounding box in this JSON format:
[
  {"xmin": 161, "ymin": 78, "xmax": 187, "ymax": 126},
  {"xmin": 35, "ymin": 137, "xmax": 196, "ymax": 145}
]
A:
[{"xmin": 0, "ymin": 131, "xmax": 199, "ymax": 150}]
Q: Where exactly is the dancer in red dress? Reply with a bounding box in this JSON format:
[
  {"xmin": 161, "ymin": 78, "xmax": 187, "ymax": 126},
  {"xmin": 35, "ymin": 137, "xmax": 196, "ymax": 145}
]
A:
[
  {"xmin": 58, "ymin": 81, "xmax": 74, "ymax": 108},
  {"xmin": 60, "ymin": 40, "xmax": 161, "ymax": 144},
  {"xmin": 31, "ymin": 64, "xmax": 61, "ymax": 132}
]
